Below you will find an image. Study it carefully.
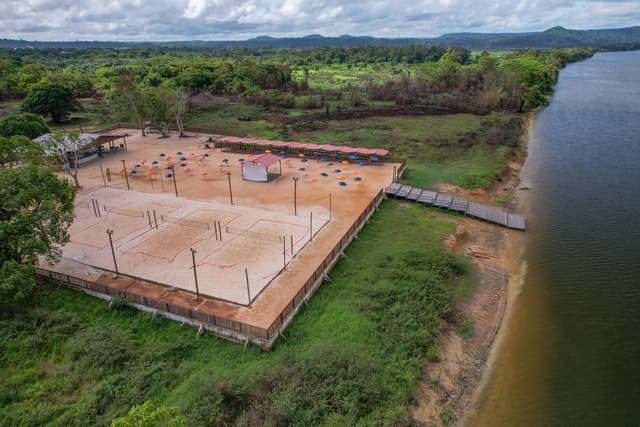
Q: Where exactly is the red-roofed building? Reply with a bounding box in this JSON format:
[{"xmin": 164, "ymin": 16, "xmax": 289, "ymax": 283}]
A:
[{"xmin": 241, "ymin": 153, "xmax": 282, "ymax": 182}]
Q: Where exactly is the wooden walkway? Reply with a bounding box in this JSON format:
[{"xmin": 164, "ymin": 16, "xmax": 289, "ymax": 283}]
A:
[{"xmin": 385, "ymin": 183, "xmax": 526, "ymax": 231}]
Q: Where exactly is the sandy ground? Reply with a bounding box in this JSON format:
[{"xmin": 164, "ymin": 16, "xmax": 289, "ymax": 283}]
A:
[
  {"xmin": 44, "ymin": 129, "xmax": 397, "ymax": 328},
  {"xmin": 411, "ymin": 128, "xmax": 529, "ymax": 426}
]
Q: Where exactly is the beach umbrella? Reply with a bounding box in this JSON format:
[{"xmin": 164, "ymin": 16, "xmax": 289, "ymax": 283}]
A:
[
  {"xmin": 311, "ymin": 178, "xmax": 318, "ymax": 183},
  {"xmin": 339, "ymin": 181, "xmax": 347, "ymax": 186},
  {"xmin": 218, "ymin": 163, "xmax": 225, "ymax": 168},
  {"xmin": 298, "ymin": 153, "xmax": 305, "ymax": 158},
  {"xmin": 176, "ymin": 151, "xmax": 183, "ymax": 155},
  {"xmin": 197, "ymin": 157, "xmax": 204, "ymax": 162},
  {"xmin": 203, "ymin": 153, "xmax": 209, "ymax": 157},
  {"xmin": 299, "ymin": 167, "xmax": 306, "ymax": 171},
  {"xmin": 356, "ymin": 181, "xmax": 364, "ymax": 187},
  {"xmin": 338, "ymin": 175, "xmax": 345, "ymax": 180},
  {"xmin": 300, "ymin": 158, "xmax": 308, "ymax": 163},
  {"xmin": 180, "ymin": 156, "xmax": 187, "ymax": 161},
  {"xmin": 159, "ymin": 153, "xmax": 166, "ymax": 157},
  {"xmin": 152, "ymin": 160, "xmax": 158, "ymax": 165},
  {"xmin": 183, "ymin": 166, "xmax": 191, "ymax": 172},
  {"xmin": 328, "ymin": 162, "xmax": 334, "ymax": 166},
  {"xmin": 238, "ymin": 158, "xmax": 245, "ymax": 162},
  {"xmin": 222, "ymin": 159, "xmax": 229, "ymax": 163},
  {"xmin": 180, "ymin": 163, "xmax": 187, "ymax": 167},
  {"xmin": 134, "ymin": 164, "xmax": 141, "ymax": 168},
  {"xmin": 352, "ymin": 170, "xmax": 359, "ymax": 175},
  {"xmin": 334, "ymin": 169, "xmax": 341, "ymax": 173},
  {"xmin": 342, "ymin": 160, "xmax": 349, "ymax": 165},
  {"xmin": 165, "ymin": 173, "xmax": 173, "ymax": 178},
  {"xmin": 200, "ymin": 171, "xmax": 208, "ymax": 177},
  {"xmin": 321, "ymin": 172, "xmax": 328, "ymax": 177},
  {"xmin": 302, "ymin": 173, "xmax": 309, "ymax": 177},
  {"xmin": 129, "ymin": 170, "xmax": 137, "ymax": 176},
  {"xmin": 355, "ymin": 177, "xmax": 363, "ymax": 181}
]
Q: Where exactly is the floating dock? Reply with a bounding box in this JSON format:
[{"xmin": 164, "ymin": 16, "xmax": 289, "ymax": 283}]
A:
[{"xmin": 385, "ymin": 183, "xmax": 526, "ymax": 231}]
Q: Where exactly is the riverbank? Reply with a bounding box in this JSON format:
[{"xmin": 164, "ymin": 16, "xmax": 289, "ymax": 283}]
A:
[{"xmin": 411, "ymin": 115, "xmax": 532, "ymax": 426}]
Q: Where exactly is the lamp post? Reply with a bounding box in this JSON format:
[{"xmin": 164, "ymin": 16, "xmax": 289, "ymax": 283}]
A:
[
  {"xmin": 106, "ymin": 229, "xmax": 118, "ymax": 276},
  {"xmin": 170, "ymin": 165, "xmax": 178, "ymax": 197},
  {"xmin": 227, "ymin": 172, "xmax": 233, "ymax": 205},
  {"xmin": 190, "ymin": 248, "xmax": 200, "ymax": 301},
  {"xmin": 121, "ymin": 160, "xmax": 130, "ymax": 190},
  {"xmin": 293, "ymin": 176, "xmax": 299, "ymax": 215}
]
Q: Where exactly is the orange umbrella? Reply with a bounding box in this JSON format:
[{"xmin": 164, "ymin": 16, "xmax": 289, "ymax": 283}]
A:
[
  {"xmin": 197, "ymin": 157, "xmax": 204, "ymax": 162},
  {"xmin": 302, "ymin": 173, "xmax": 309, "ymax": 177},
  {"xmin": 352, "ymin": 170, "xmax": 359, "ymax": 175},
  {"xmin": 356, "ymin": 181, "xmax": 364, "ymax": 187},
  {"xmin": 200, "ymin": 171, "xmax": 208, "ymax": 177},
  {"xmin": 342, "ymin": 160, "xmax": 349, "ymax": 165},
  {"xmin": 183, "ymin": 166, "xmax": 191, "ymax": 172},
  {"xmin": 218, "ymin": 163, "xmax": 225, "ymax": 168},
  {"xmin": 337, "ymin": 175, "xmax": 345, "ymax": 180},
  {"xmin": 311, "ymin": 178, "xmax": 318, "ymax": 183},
  {"xmin": 298, "ymin": 153, "xmax": 305, "ymax": 158}
]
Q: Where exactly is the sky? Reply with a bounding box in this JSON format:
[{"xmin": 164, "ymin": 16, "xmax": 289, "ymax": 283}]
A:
[{"xmin": 1, "ymin": 0, "xmax": 639, "ymax": 41}]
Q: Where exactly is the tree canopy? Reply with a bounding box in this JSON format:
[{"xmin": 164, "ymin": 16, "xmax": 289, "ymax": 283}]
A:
[
  {"xmin": 0, "ymin": 164, "xmax": 76, "ymax": 308},
  {"xmin": 0, "ymin": 112, "xmax": 50, "ymax": 139},
  {"xmin": 21, "ymin": 83, "xmax": 76, "ymax": 123}
]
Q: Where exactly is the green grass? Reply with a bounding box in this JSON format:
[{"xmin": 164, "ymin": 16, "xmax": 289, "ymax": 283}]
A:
[
  {"xmin": 288, "ymin": 114, "xmax": 511, "ymax": 189},
  {"xmin": 0, "ymin": 200, "xmax": 469, "ymax": 426},
  {"xmin": 292, "ymin": 63, "xmax": 413, "ymax": 90}
]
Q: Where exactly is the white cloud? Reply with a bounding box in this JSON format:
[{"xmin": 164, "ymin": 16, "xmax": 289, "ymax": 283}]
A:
[{"xmin": 0, "ymin": 0, "xmax": 638, "ymax": 41}]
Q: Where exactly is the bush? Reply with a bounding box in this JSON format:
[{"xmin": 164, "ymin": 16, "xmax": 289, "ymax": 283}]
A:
[{"xmin": 0, "ymin": 112, "xmax": 50, "ymax": 139}]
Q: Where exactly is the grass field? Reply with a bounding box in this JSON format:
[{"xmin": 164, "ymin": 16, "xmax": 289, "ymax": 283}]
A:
[{"xmin": 0, "ymin": 200, "xmax": 469, "ymax": 426}]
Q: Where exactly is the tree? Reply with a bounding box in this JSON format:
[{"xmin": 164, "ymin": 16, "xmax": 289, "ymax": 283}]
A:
[
  {"xmin": 0, "ymin": 112, "xmax": 50, "ymax": 139},
  {"xmin": 141, "ymin": 87, "xmax": 174, "ymax": 137},
  {"xmin": 21, "ymin": 83, "xmax": 76, "ymax": 123},
  {"xmin": 42, "ymin": 132, "xmax": 90, "ymax": 187},
  {"xmin": 0, "ymin": 164, "xmax": 76, "ymax": 308},
  {"xmin": 172, "ymin": 89, "xmax": 189, "ymax": 137},
  {"xmin": 0, "ymin": 135, "xmax": 45, "ymax": 166},
  {"xmin": 110, "ymin": 71, "xmax": 147, "ymax": 136},
  {"xmin": 110, "ymin": 401, "xmax": 186, "ymax": 427}
]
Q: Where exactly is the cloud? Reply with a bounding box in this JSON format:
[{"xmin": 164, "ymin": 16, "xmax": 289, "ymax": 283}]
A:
[{"xmin": 0, "ymin": 0, "xmax": 638, "ymax": 41}]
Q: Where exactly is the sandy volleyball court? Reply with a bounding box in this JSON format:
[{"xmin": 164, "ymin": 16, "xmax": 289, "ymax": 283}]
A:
[{"xmin": 44, "ymin": 129, "xmax": 397, "ymax": 331}]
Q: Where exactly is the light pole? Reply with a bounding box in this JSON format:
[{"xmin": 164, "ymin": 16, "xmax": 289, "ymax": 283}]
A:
[
  {"xmin": 106, "ymin": 229, "xmax": 118, "ymax": 276},
  {"xmin": 190, "ymin": 248, "xmax": 200, "ymax": 301},
  {"xmin": 227, "ymin": 172, "xmax": 233, "ymax": 205},
  {"xmin": 293, "ymin": 176, "xmax": 299, "ymax": 215},
  {"xmin": 170, "ymin": 165, "xmax": 178, "ymax": 197},
  {"xmin": 121, "ymin": 160, "xmax": 130, "ymax": 190}
]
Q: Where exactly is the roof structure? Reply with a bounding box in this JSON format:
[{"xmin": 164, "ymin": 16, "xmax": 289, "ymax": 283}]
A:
[
  {"xmin": 248, "ymin": 153, "xmax": 281, "ymax": 166},
  {"xmin": 219, "ymin": 136, "xmax": 389, "ymax": 156}
]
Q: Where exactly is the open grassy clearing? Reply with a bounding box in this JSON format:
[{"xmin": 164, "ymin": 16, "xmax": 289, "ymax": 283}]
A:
[
  {"xmin": 292, "ymin": 63, "xmax": 413, "ymax": 90},
  {"xmin": 0, "ymin": 200, "xmax": 469, "ymax": 426}
]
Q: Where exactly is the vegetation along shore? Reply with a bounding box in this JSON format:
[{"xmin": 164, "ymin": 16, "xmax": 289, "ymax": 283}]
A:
[{"xmin": 1, "ymin": 43, "xmax": 593, "ymax": 425}]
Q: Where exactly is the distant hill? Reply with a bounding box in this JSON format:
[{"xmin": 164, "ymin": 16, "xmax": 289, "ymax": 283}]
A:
[{"xmin": 1, "ymin": 26, "xmax": 640, "ymax": 50}]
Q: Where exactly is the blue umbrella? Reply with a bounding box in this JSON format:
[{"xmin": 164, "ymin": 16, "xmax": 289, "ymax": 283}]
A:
[
  {"xmin": 152, "ymin": 160, "xmax": 158, "ymax": 165},
  {"xmin": 222, "ymin": 159, "xmax": 229, "ymax": 163},
  {"xmin": 300, "ymin": 158, "xmax": 308, "ymax": 163},
  {"xmin": 165, "ymin": 173, "xmax": 173, "ymax": 178},
  {"xmin": 203, "ymin": 153, "xmax": 209, "ymax": 158},
  {"xmin": 129, "ymin": 170, "xmax": 137, "ymax": 176},
  {"xmin": 355, "ymin": 177, "xmax": 362, "ymax": 181},
  {"xmin": 339, "ymin": 181, "xmax": 347, "ymax": 186},
  {"xmin": 159, "ymin": 153, "xmax": 166, "ymax": 157},
  {"xmin": 321, "ymin": 172, "xmax": 328, "ymax": 177},
  {"xmin": 327, "ymin": 162, "xmax": 334, "ymax": 166},
  {"xmin": 334, "ymin": 169, "xmax": 341, "ymax": 173},
  {"xmin": 180, "ymin": 163, "xmax": 187, "ymax": 167},
  {"xmin": 238, "ymin": 158, "xmax": 245, "ymax": 162},
  {"xmin": 359, "ymin": 161, "xmax": 366, "ymax": 167},
  {"xmin": 180, "ymin": 156, "xmax": 187, "ymax": 161},
  {"xmin": 134, "ymin": 164, "xmax": 141, "ymax": 168},
  {"xmin": 299, "ymin": 167, "xmax": 306, "ymax": 171},
  {"xmin": 176, "ymin": 151, "xmax": 183, "ymax": 155},
  {"xmin": 165, "ymin": 166, "xmax": 172, "ymax": 170}
]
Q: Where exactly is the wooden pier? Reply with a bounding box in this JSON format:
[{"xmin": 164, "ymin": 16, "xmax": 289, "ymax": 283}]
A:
[{"xmin": 385, "ymin": 183, "xmax": 526, "ymax": 231}]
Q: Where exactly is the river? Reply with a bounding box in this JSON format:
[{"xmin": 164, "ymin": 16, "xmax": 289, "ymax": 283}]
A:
[{"xmin": 465, "ymin": 50, "xmax": 640, "ymax": 426}]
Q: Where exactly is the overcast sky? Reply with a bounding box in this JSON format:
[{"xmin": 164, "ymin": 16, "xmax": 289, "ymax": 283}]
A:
[{"xmin": 2, "ymin": 0, "xmax": 639, "ymax": 41}]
